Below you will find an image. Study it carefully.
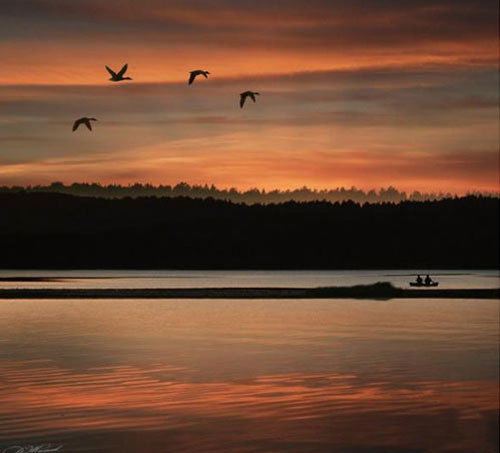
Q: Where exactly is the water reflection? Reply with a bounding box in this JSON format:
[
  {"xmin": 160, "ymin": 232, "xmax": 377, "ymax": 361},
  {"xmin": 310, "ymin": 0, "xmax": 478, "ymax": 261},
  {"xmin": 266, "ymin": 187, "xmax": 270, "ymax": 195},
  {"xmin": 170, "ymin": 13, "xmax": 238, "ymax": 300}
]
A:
[{"xmin": 0, "ymin": 298, "xmax": 498, "ymax": 452}]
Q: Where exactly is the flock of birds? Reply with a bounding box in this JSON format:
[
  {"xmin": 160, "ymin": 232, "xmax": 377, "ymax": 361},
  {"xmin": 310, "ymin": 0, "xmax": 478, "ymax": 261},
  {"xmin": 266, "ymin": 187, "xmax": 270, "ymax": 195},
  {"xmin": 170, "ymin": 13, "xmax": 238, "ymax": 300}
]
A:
[{"xmin": 72, "ymin": 64, "xmax": 260, "ymax": 131}]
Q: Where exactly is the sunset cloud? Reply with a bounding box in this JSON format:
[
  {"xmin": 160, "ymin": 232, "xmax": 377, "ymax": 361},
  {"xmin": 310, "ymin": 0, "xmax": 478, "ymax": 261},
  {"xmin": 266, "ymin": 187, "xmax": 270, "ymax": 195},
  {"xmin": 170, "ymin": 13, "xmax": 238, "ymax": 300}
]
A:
[{"xmin": 0, "ymin": 0, "xmax": 498, "ymax": 192}]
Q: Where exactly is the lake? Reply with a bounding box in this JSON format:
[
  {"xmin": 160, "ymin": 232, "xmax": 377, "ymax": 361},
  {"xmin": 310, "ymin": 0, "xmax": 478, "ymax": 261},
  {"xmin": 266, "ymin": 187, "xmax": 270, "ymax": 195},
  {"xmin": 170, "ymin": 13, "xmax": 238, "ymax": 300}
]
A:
[
  {"xmin": 0, "ymin": 269, "xmax": 498, "ymax": 289},
  {"xmin": 0, "ymin": 271, "xmax": 498, "ymax": 452}
]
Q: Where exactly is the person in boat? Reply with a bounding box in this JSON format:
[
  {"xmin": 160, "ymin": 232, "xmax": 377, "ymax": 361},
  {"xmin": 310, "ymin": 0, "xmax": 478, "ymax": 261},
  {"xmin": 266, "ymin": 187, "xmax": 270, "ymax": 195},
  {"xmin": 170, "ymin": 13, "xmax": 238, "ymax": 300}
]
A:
[
  {"xmin": 424, "ymin": 274, "xmax": 433, "ymax": 285},
  {"xmin": 416, "ymin": 274, "xmax": 423, "ymax": 285}
]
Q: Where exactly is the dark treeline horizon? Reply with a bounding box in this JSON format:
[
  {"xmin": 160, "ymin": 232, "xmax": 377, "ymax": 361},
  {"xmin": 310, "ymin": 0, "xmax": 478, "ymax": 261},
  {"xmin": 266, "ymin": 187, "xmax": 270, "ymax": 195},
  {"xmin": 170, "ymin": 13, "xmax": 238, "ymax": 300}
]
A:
[
  {"xmin": 0, "ymin": 192, "xmax": 498, "ymax": 270},
  {"xmin": 1, "ymin": 181, "xmax": 497, "ymax": 205}
]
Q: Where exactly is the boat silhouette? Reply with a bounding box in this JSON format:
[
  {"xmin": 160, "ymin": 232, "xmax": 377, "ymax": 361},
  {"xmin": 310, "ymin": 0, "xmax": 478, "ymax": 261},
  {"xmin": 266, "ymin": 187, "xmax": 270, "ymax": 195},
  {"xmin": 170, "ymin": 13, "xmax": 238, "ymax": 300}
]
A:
[{"xmin": 409, "ymin": 281, "xmax": 439, "ymax": 287}]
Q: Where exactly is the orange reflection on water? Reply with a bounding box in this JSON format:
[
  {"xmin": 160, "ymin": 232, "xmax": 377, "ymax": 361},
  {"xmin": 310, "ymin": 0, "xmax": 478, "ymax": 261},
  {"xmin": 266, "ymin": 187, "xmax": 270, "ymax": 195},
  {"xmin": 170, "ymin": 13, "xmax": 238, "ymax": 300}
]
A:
[{"xmin": 0, "ymin": 359, "xmax": 497, "ymax": 452}]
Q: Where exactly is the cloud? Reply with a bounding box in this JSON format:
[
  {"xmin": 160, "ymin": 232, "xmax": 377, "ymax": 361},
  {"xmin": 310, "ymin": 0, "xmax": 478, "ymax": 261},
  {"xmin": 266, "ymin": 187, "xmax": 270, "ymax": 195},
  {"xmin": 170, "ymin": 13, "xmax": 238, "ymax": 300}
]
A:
[
  {"xmin": 2, "ymin": 1, "xmax": 498, "ymax": 38},
  {"xmin": 0, "ymin": 0, "xmax": 498, "ymax": 85},
  {"xmin": 0, "ymin": 1, "xmax": 497, "ymax": 192}
]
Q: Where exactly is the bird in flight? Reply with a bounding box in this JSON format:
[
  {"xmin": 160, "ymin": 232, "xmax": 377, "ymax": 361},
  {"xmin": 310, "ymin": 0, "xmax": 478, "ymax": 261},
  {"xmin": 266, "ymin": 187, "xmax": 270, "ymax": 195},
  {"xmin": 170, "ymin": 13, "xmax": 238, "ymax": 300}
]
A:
[
  {"xmin": 240, "ymin": 91, "xmax": 260, "ymax": 108},
  {"xmin": 72, "ymin": 117, "xmax": 98, "ymax": 131},
  {"xmin": 188, "ymin": 69, "xmax": 210, "ymax": 85},
  {"xmin": 106, "ymin": 64, "xmax": 132, "ymax": 82}
]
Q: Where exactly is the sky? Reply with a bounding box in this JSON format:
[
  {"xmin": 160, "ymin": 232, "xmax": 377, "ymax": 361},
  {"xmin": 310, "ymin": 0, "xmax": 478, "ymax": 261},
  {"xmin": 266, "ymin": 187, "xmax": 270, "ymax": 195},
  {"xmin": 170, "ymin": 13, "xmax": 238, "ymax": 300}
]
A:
[{"xmin": 0, "ymin": 0, "xmax": 498, "ymax": 193}]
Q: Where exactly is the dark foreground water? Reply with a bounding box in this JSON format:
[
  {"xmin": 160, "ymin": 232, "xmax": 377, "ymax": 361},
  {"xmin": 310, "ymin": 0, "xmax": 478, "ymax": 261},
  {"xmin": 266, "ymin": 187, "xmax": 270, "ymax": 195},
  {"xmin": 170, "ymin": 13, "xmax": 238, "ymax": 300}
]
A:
[{"xmin": 0, "ymin": 297, "xmax": 498, "ymax": 453}]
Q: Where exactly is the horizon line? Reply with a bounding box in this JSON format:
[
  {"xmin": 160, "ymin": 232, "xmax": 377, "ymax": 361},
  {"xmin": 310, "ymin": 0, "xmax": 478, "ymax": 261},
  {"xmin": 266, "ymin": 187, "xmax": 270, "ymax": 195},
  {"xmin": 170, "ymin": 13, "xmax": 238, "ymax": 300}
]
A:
[{"xmin": 2, "ymin": 181, "xmax": 499, "ymax": 198}]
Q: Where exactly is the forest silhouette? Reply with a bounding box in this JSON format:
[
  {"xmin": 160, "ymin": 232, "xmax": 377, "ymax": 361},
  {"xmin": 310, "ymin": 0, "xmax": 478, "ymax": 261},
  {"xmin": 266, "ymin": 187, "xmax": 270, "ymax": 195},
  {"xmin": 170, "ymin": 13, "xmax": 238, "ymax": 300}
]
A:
[
  {"xmin": 0, "ymin": 192, "xmax": 497, "ymax": 269},
  {"xmin": 1, "ymin": 182, "xmax": 496, "ymax": 204}
]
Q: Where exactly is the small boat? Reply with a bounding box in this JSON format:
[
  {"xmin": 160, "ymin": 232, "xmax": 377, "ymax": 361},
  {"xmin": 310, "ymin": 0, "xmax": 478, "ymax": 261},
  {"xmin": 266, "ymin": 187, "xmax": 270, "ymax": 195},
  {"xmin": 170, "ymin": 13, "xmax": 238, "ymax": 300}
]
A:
[{"xmin": 409, "ymin": 281, "xmax": 439, "ymax": 287}]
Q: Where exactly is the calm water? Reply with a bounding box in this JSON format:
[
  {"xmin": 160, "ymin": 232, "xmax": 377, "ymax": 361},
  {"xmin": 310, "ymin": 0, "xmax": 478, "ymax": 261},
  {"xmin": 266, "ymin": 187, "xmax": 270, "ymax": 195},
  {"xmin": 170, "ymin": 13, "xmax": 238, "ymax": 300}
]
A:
[
  {"xmin": 0, "ymin": 294, "xmax": 498, "ymax": 452},
  {"xmin": 0, "ymin": 269, "xmax": 498, "ymax": 289}
]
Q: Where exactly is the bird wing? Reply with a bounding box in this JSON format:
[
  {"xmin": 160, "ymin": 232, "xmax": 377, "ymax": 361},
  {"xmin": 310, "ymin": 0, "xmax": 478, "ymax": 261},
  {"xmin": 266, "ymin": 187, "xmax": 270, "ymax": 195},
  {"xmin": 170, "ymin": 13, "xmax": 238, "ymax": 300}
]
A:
[
  {"xmin": 84, "ymin": 120, "xmax": 92, "ymax": 131},
  {"xmin": 240, "ymin": 94, "xmax": 246, "ymax": 108},
  {"xmin": 249, "ymin": 93, "xmax": 256, "ymax": 103},
  {"xmin": 105, "ymin": 66, "xmax": 117, "ymax": 77},
  {"xmin": 202, "ymin": 71, "xmax": 209, "ymax": 79},
  {"xmin": 188, "ymin": 72, "xmax": 197, "ymax": 85},
  {"xmin": 117, "ymin": 64, "xmax": 128, "ymax": 77},
  {"xmin": 72, "ymin": 118, "xmax": 83, "ymax": 131}
]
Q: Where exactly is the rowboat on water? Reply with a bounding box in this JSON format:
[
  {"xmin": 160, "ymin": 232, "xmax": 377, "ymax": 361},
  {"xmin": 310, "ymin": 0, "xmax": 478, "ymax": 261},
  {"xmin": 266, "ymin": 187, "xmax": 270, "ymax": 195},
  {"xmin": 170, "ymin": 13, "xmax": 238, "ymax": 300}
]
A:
[{"xmin": 409, "ymin": 281, "xmax": 439, "ymax": 287}]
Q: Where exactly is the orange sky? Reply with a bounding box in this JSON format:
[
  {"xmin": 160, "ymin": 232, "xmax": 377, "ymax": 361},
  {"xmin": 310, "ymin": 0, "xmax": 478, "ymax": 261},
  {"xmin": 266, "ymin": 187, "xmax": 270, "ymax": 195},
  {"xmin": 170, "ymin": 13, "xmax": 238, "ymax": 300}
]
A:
[{"xmin": 0, "ymin": 0, "xmax": 498, "ymax": 193}]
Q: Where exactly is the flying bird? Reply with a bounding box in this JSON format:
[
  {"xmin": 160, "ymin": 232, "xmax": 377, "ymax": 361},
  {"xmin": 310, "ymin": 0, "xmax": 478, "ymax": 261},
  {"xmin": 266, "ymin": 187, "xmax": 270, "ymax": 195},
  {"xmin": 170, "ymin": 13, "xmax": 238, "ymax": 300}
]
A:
[
  {"xmin": 72, "ymin": 117, "xmax": 98, "ymax": 131},
  {"xmin": 240, "ymin": 91, "xmax": 260, "ymax": 108},
  {"xmin": 106, "ymin": 64, "xmax": 132, "ymax": 82},
  {"xmin": 188, "ymin": 69, "xmax": 210, "ymax": 85}
]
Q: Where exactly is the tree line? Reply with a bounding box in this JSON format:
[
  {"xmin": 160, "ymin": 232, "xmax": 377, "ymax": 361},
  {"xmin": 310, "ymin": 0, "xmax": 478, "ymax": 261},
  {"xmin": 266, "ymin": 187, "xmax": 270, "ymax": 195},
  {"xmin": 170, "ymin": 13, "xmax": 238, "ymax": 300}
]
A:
[
  {"xmin": 0, "ymin": 192, "xmax": 497, "ymax": 269},
  {"xmin": 1, "ymin": 181, "xmax": 496, "ymax": 204}
]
